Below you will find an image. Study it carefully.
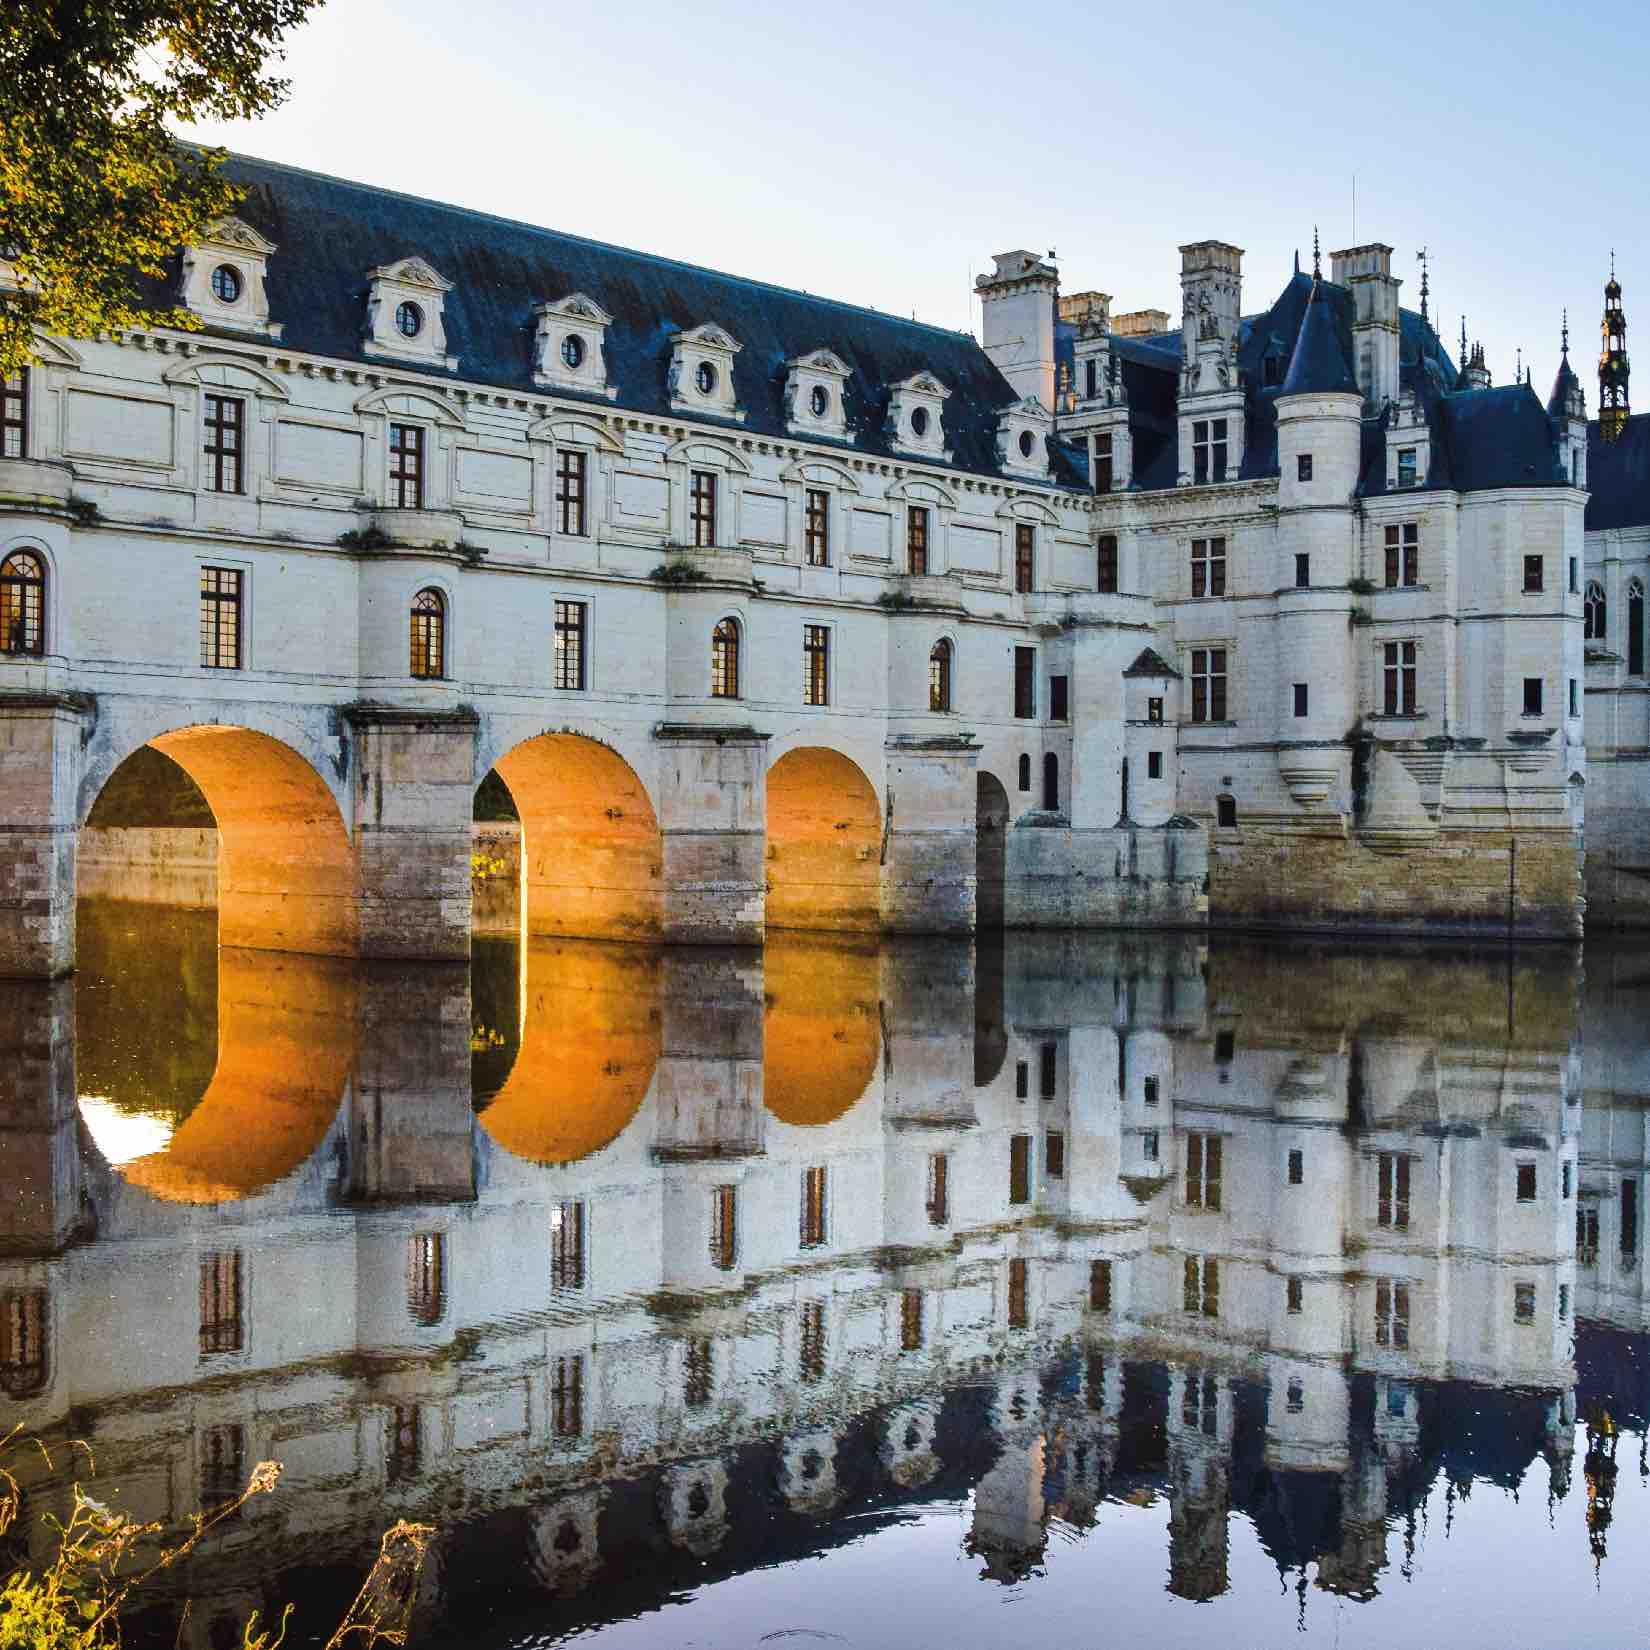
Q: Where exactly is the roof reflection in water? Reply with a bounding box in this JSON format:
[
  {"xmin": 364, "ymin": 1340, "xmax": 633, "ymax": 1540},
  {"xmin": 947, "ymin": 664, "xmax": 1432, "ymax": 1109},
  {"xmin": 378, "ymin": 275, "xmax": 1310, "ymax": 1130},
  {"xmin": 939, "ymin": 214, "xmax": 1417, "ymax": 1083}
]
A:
[{"xmin": 3, "ymin": 910, "xmax": 1649, "ymax": 1650}]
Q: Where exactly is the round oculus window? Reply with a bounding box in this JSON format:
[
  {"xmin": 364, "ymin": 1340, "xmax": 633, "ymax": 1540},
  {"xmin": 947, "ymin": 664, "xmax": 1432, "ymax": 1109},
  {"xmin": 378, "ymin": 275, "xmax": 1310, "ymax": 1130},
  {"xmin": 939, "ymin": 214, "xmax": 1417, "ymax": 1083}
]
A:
[
  {"xmin": 210, "ymin": 264, "xmax": 242, "ymax": 304},
  {"xmin": 911, "ymin": 407, "xmax": 930, "ymax": 438},
  {"xmin": 1019, "ymin": 430, "xmax": 1035, "ymax": 458},
  {"xmin": 395, "ymin": 301, "xmax": 424, "ymax": 339},
  {"xmin": 695, "ymin": 361, "xmax": 718, "ymax": 396},
  {"xmin": 810, "ymin": 385, "xmax": 830, "ymax": 418},
  {"xmin": 561, "ymin": 334, "xmax": 585, "ymax": 370}
]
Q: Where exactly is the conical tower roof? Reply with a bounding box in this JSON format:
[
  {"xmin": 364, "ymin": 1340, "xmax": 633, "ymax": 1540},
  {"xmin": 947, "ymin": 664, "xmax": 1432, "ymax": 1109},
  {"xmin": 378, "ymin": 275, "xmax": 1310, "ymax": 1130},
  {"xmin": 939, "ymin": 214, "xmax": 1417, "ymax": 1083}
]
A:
[{"xmin": 1279, "ymin": 273, "xmax": 1359, "ymax": 398}]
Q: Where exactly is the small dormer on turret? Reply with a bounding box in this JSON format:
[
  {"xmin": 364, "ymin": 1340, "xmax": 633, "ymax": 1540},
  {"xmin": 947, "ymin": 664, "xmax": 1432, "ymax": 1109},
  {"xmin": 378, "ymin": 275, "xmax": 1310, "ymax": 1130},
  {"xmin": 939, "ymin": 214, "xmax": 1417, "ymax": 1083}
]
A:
[
  {"xmin": 1329, "ymin": 243, "xmax": 1401, "ymax": 414},
  {"xmin": 1384, "ymin": 390, "xmax": 1431, "ymax": 491},
  {"xmin": 1548, "ymin": 312, "xmax": 1588, "ymax": 486},
  {"xmin": 1600, "ymin": 261, "xmax": 1630, "ymax": 442},
  {"xmin": 531, "ymin": 292, "xmax": 615, "ymax": 398},
  {"xmin": 669, "ymin": 323, "xmax": 745, "ymax": 423},
  {"xmin": 1458, "ymin": 325, "xmax": 1492, "ymax": 391},
  {"xmin": 996, "ymin": 397, "xmax": 1053, "ymax": 481},
  {"xmin": 365, "ymin": 257, "xmax": 457, "ymax": 370},
  {"xmin": 180, "ymin": 217, "xmax": 281, "ymax": 340},
  {"xmin": 887, "ymin": 372, "xmax": 951, "ymax": 462},
  {"xmin": 977, "ymin": 250, "xmax": 1059, "ymax": 412},
  {"xmin": 1275, "ymin": 257, "xmax": 1363, "ymax": 507}
]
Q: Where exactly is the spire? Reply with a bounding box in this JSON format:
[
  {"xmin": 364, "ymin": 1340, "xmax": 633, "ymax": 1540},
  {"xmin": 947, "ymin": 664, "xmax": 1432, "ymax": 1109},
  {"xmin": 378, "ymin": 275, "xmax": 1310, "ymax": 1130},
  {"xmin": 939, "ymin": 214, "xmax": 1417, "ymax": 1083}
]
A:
[
  {"xmin": 1562, "ymin": 307, "xmax": 1571, "ymax": 361},
  {"xmin": 1416, "ymin": 247, "xmax": 1430, "ymax": 322},
  {"xmin": 1601, "ymin": 258, "xmax": 1630, "ymax": 440},
  {"xmin": 1312, "ymin": 226, "xmax": 1321, "ymax": 281},
  {"xmin": 1280, "ymin": 270, "xmax": 1359, "ymax": 397},
  {"xmin": 1459, "ymin": 315, "xmax": 1469, "ymax": 373},
  {"xmin": 1294, "ymin": 248, "xmax": 1300, "ymax": 277}
]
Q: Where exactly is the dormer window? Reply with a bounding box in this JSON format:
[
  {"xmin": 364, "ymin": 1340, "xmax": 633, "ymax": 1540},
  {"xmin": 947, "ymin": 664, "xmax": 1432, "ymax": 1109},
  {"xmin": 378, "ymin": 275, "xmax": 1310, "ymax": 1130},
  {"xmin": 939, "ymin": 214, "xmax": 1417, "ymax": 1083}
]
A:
[
  {"xmin": 532, "ymin": 293, "xmax": 615, "ymax": 397},
  {"xmin": 888, "ymin": 373, "xmax": 951, "ymax": 461},
  {"xmin": 784, "ymin": 349, "xmax": 852, "ymax": 442},
  {"xmin": 1397, "ymin": 447, "xmax": 1417, "ymax": 487},
  {"xmin": 670, "ymin": 324, "xmax": 744, "ymax": 422},
  {"xmin": 996, "ymin": 396, "xmax": 1053, "ymax": 480},
  {"xmin": 1193, "ymin": 419, "xmax": 1228, "ymax": 484},
  {"xmin": 364, "ymin": 258, "xmax": 457, "ymax": 370},
  {"xmin": 179, "ymin": 217, "xmax": 280, "ymax": 339}
]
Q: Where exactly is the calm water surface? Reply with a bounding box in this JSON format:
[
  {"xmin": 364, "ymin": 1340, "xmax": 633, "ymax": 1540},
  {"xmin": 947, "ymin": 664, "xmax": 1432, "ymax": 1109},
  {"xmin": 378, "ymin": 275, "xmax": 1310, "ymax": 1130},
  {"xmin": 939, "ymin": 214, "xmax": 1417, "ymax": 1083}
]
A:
[{"xmin": 4, "ymin": 901, "xmax": 1648, "ymax": 1649}]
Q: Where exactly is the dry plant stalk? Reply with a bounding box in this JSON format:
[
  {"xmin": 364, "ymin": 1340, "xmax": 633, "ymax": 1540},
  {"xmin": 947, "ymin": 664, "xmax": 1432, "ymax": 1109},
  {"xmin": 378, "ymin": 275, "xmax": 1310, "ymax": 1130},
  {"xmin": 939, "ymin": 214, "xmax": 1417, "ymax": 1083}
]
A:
[{"xmin": 322, "ymin": 1521, "xmax": 435, "ymax": 1650}]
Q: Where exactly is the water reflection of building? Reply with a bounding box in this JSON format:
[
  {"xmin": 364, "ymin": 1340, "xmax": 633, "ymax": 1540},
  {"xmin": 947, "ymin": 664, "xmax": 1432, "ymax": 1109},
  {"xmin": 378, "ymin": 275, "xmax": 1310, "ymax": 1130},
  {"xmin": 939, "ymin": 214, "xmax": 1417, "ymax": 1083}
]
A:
[{"xmin": 3, "ymin": 917, "xmax": 1647, "ymax": 1643}]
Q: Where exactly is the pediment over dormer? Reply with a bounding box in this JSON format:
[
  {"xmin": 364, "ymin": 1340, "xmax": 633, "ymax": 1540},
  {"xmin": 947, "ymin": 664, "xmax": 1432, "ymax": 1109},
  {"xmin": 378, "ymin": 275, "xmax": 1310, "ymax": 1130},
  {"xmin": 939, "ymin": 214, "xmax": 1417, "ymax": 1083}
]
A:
[
  {"xmin": 369, "ymin": 256, "xmax": 453, "ymax": 293},
  {"xmin": 783, "ymin": 348, "xmax": 853, "ymax": 442},
  {"xmin": 178, "ymin": 217, "xmax": 281, "ymax": 339},
  {"xmin": 897, "ymin": 372, "xmax": 950, "ymax": 401},
  {"xmin": 670, "ymin": 323, "xmax": 745, "ymax": 422},
  {"xmin": 789, "ymin": 348, "xmax": 851, "ymax": 379},
  {"xmin": 676, "ymin": 322, "xmax": 742, "ymax": 356},
  {"xmin": 204, "ymin": 216, "xmax": 277, "ymax": 257},
  {"xmin": 533, "ymin": 291, "xmax": 616, "ymax": 397},
  {"xmin": 539, "ymin": 291, "xmax": 614, "ymax": 327},
  {"xmin": 887, "ymin": 372, "xmax": 951, "ymax": 462},
  {"xmin": 364, "ymin": 258, "xmax": 458, "ymax": 370}
]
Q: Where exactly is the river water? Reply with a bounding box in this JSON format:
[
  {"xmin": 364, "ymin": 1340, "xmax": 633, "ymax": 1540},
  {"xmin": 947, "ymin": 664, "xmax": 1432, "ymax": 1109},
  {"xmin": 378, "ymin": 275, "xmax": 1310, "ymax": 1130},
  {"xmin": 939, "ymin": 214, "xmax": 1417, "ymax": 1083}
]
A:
[{"xmin": 3, "ymin": 901, "xmax": 1647, "ymax": 1648}]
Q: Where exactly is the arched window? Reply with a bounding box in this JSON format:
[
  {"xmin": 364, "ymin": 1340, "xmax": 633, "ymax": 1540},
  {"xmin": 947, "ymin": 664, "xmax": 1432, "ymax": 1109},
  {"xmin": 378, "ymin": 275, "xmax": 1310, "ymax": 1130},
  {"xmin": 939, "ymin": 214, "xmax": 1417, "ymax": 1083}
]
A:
[
  {"xmin": 0, "ymin": 550, "xmax": 45, "ymax": 656},
  {"xmin": 410, "ymin": 587, "xmax": 445, "ymax": 678},
  {"xmin": 1585, "ymin": 580, "xmax": 1607, "ymax": 642},
  {"xmin": 1630, "ymin": 580, "xmax": 1645, "ymax": 676},
  {"xmin": 1018, "ymin": 753, "xmax": 1031, "ymax": 793},
  {"xmin": 0, "ymin": 1289, "xmax": 49, "ymax": 1398},
  {"xmin": 1043, "ymin": 752, "xmax": 1059, "ymax": 811},
  {"xmin": 711, "ymin": 617, "xmax": 740, "ymax": 698},
  {"xmin": 929, "ymin": 638, "xmax": 952, "ymax": 712}
]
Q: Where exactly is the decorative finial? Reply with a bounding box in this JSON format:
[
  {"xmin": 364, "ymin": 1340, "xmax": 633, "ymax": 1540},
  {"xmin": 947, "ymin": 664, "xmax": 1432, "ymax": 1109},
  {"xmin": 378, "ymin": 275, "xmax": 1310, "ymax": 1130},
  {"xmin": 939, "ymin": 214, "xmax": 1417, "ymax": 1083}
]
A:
[
  {"xmin": 1312, "ymin": 226, "xmax": 1321, "ymax": 281},
  {"xmin": 1562, "ymin": 307, "xmax": 1570, "ymax": 360},
  {"xmin": 1516, "ymin": 346, "xmax": 1523, "ymax": 383},
  {"xmin": 1294, "ymin": 248, "xmax": 1300, "ymax": 277},
  {"xmin": 1416, "ymin": 247, "xmax": 1430, "ymax": 322},
  {"xmin": 1459, "ymin": 315, "xmax": 1468, "ymax": 372}
]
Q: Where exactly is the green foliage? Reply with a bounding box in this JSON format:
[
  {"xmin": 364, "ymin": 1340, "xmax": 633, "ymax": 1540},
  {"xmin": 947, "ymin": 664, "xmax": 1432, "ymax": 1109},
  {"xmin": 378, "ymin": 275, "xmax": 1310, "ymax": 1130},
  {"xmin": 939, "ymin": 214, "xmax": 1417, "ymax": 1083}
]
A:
[
  {"xmin": 85, "ymin": 745, "xmax": 214, "ymax": 827},
  {"xmin": 1346, "ymin": 576, "xmax": 1376, "ymax": 595},
  {"xmin": 336, "ymin": 526, "xmax": 401, "ymax": 551},
  {"xmin": 0, "ymin": 0, "xmax": 323, "ymax": 377},
  {"xmin": 472, "ymin": 769, "xmax": 518, "ymax": 822},
  {"xmin": 649, "ymin": 559, "xmax": 710, "ymax": 586}
]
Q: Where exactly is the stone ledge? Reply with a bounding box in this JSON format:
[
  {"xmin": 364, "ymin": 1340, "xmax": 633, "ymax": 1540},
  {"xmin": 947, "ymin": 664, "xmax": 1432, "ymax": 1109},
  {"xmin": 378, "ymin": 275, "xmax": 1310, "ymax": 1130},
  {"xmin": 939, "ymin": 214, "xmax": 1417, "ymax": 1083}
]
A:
[
  {"xmin": 653, "ymin": 722, "xmax": 770, "ymax": 745},
  {"xmin": 0, "ymin": 456, "xmax": 73, "ymax": 510},
  {"xmin": 340, "ymin": 701, "xmax": 481, "ymax": 729}
]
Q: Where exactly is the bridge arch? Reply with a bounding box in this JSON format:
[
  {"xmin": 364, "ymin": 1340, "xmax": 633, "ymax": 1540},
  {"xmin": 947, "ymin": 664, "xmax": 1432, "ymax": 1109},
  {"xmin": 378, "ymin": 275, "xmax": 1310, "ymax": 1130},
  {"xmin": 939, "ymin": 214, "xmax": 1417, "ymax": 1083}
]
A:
[
  {"xmin": 490, "ymin": 730, "xmax": 664, "ymax": 943},
  {"xmin": 79, "ymin": 721, "xmax": 357, "ymax": 957},
  {"xmin": 766, "ymin": 746, "xmax": 881, "ymax": 932}
]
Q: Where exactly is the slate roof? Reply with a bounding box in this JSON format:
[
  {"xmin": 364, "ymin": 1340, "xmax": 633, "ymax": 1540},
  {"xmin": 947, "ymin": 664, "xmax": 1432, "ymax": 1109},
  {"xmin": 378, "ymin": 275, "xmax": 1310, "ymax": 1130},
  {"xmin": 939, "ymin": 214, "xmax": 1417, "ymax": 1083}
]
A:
[
  {"xmin": 1123, "ymin": 646, "xmax": 1181, "ymax": 678},
  {"xmin": 1585, "ymin": 412, "xmax": 1650, "ymax": 529},
  {"xmin": 168, "ymin": 153, "xmax": 1044, "ymax": 483},
  {"xmin": 1279, "ymin": 275, "xmax": 1359, "ymax": 397}
]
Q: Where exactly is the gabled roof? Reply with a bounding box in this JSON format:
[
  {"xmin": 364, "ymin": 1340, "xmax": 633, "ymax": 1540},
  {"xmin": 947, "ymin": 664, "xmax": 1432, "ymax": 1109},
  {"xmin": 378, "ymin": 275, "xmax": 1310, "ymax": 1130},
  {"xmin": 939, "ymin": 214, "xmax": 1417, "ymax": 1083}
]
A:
[
  {"xmin": 149, "ymin": 153, "xmax": 1040, "ymax": 481},
  {"xmin": 1279, "ymin": 277, "xmax": 1359, "ymax": 398},
  {"xmin": 1123, "ymin": 646, "xmax": 1181, "ymax": 679},
  {"xmin": 1585, "ymin": 412, "xmax": 1650, "ymax": 529}
]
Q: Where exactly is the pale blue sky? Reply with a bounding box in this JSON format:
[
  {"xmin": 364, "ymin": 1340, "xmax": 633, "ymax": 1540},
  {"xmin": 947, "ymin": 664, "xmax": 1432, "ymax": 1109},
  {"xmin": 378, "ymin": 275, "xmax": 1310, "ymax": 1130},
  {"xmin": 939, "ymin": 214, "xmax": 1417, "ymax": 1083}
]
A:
[{"xmin": 186, "ymin": 0, "xmax": 1647, "ymax": 401}]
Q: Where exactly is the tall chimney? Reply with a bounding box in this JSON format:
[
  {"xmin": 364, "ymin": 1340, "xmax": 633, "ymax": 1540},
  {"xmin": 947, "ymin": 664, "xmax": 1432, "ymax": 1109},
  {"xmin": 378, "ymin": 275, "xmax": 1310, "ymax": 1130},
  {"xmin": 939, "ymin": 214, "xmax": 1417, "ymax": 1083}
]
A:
[{"xmin": 976, "ymin": 250, "xmax": 1059, "ymax": 411}]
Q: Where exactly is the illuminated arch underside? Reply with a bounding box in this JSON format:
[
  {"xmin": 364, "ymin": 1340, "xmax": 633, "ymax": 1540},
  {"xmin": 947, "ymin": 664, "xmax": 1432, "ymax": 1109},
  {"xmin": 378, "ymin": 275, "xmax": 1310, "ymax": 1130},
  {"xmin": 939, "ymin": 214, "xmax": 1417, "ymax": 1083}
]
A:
[
  {"xmin": 766, "ymin": 747, "xmax": 881, "ymax": 933},
  {"xmin": 763, "ymin": 935, "xmax": 878, "ymax": 1126}
]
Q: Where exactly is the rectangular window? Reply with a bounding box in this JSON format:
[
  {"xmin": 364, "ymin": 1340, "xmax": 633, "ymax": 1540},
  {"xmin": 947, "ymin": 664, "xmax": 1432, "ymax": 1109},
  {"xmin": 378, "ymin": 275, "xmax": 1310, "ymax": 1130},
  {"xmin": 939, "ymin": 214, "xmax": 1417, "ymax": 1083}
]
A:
[
  {"xmin": 1144, "ymin": 1075, "xmax": 1160, "ymax": 1106},
  {"xmin": 551, "ymin": 1199, "xmax": 586, "ymax": 1291},
  {"xmin": 1094, "ymin": 432, "xmax": 1113, "ymax": 491},
  {"xmin": 1569, "ymin": 677, "xmax": 1579, "ymax": 717},
  {"xmin": 1014, "ymin": 1060, "xmax": 1028, "ymax": 1099},
  {"xmin": 1384, "ymin": 523, "xmax": 1419, "ymax": 587},
  {"xmin": 1045, "ymin": 1131, "xmax": 1066, "ymax": 1180},
  {"xmin": 1183, "ymin": 1371, "xmax": 1219, "ymax": 1436},
  {"xmin": 1185, "ymin": 1132, "xmax": 1222, "ymax": 1211},
  {"xmin": 553, "ymin": 600, "xmax": 586, "ymax": 691},
  {"xmin": 1297, "ymin": 453, "xmax": 1313, "ymax": 482},
  {"xmin": 1147, "ymin": 750, "xmax": 1163, "ymax": 779},
  {"xmin": 906, "ymin": 505, "xmax": 928, "ymax": 575},
  {"xmin": 1514, "ymin": 1282, "xmax": 1536, "ymax": 1325},
  {"xmin": 1183, "ymin": 1255, "xmax": 1220, "ymax": 1317},
  {"xmin": 1559, "ymin": 1283, "xmax": 1571, "ymax": 1321},
  {"xmin": 805, "ymin": 488, "xmax": 831, "ymax": 566},
  {"xmin": 803, "ymin": 624, "xmax": 830, "ymax": 706},
  {"xmin": 1085, "ymin": 359, "xmax": 1098, "ymax": 401},
  {"xmin": 1097, "ymin": 533, "xmax": 1118, "ymax": 593},
  {"xmin": 710, "ymin": 1184, "xmax": 738, "ymax": 1271},
  {"xmin": 1523, "ymin": 677, "xmax": 1543, "ymax": 716},
  {"xmin": 1216, "ymin": 795, "xmax": 1238, "ymax": 828},
  {"xmin": 1382, "ymin": 641, "xmax": 1418, "ymax": 715},
  {"xmin": 1014, "ymin": 523, "xmax": 1035, "ymax": 593},
  {"xmin": 199, "ymin": 566, "xmax": 243, "ymax": 670},
  {"xmin": 1040, "ymin": 1041, "xmax": 1057, "ymax": 1098},
  {"xmin": 800, "ymin": 1166, "xmax": 828, "ymax": 1249},
  {"xmin": 1579, "ymin": 1203, "xmax": 1600, "ymax": 1265},
  {"xmin": 1523, "ymin": 554, "xmax": 1544, "ymax": 593},
  {"xmin": 1516, "ymin": 1162, "xmax": 1537, "ymax": 1203},
  {"xmin": 1048, "ymin": 674, "xmax": 1069, "ymax": 722},
  {"xmin": 200, "ymin": 1424, "xmax": 246, "ymax": 1517},
  {"xmin": 553, "ymin": 1354, "xmax": 584, "ymax": 1437},
  {"xmin": 1014, "ymin": 646, "xmax": 1036, "ymax": 719},
  {"xmin": 1622, "ymin": 1178, "xmax": 1638, "ymax": 1260},
  {"xmin": 926, "ymin": 1152, "xmax": 949, "ymax": 1226},
  {"xmin": 1, "ymin": 369, "xmax": 26, "ymax": 459},
  {"xmin": 1377, "ymin": 1153, "xmax": 1410, "ymax": 1231},
  {"xmin": 387, "ymin": 1405, "xmax": 421, "ymax": 1482},
  {"xmin": 1010, "ymin": 1133, "xmax": 1032, "ymax": 1205},
  {"xmin": 1148, "ymin": 697, "xmax": 1165, "ymax": 725},
  {"xmin": 690, "ymin": 469, "xmax": 717, "ymax": 547},
  {"xmin": 1397, "ymin": 447, "xmax": 1418, "ymax": 487},
  {"xmin": 1192, "ymin": 418, "xmax": 1228, "ymax": 484},
  {"xmin": 684, "ymin": 1337, "xmax": 713, "ymax": 1408},
  {"xmin": 1090, "ymin": 1259, "xmax": 1112, "ymax": 1313},
  {"xmin": 1288, "ymin": 1148, "xmax": 1303, "ymax": 1186},
  {"xmin": 1287, "ymin": 1378, "xmax": 1305, "ymax": 1414},
  {"xmin": 1190, "ymin": 648, "xmax": 1228, "ymax": 723},
  {"xmin": 199, "ymin": 1251, "xmax": 243, "ymax": 1356},
  {"xmin": 900, "ymin": 1289, "xmax": 925, "ymax": 1352},
  {"xmin": 555, "ymin": 448, "xmax": 588, "ymax": 536},
  {"xmin": 1293, "ymin": 682, "xmax": 1308, "ymax": 717},
  {"xmin": 203, "ymin": 393, "xmax": 244, "ymax": 494},
  {"xmin": 1007, "ymin": 1257, "xmax": 1029, "ymax": 1328},
  {"xmin": 800, "ymin": 1301, "xmax": 826, "ymax": 1381},
  {"xmin": 1569, "ymin": 556, "xmax": 1579, "ymax": 594},
  {"xmin": 389, "ymin": 422, "xmax": 424, "ymax": 509},
  {"xmin": 1295, "ymin": 552, "xmax": 1310, "ymax": 588},
  {"xmin": 1562, "ymin": 1160, "xmax": 1573, "ymax": 1200},
  {"xmin": 1143, "ymin": 1129, "xmax": 1160, "ymax": 1162},
  {"xmin": 1375, "ymin": 1279, "xmax": 1410, "ymax": 1348},
  {"xmin": 1287, "ymin": 1276, "xmax": 1304, "ymax": 1314},
  {"xmin": 1190, "ymin": 536, "xmax": 1227, "ymax": 598},
  {"xmin": 1215, "ymin": 1030, "xmax": 1235, "ymax": 1063}
]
